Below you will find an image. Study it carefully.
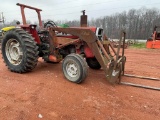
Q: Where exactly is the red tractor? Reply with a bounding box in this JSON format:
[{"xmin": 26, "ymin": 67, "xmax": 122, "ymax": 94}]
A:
[
  {"xmin": 1, "ymin": 3, "xmax": 126, "ymax": 84},
  {"xmin": 146, "ymin": 26, "xmax": 160, "ymax": 49}
]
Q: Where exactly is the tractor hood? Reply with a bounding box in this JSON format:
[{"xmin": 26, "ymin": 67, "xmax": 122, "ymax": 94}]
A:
[{"xmin": 1, "ymin": 26, "xmax": 15, "ymax": 32}]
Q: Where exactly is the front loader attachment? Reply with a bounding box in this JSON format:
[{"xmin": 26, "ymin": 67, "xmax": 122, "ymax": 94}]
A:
[{"xmin": 49, "ymin": 27, "xmax": 126, "ymax": 84}]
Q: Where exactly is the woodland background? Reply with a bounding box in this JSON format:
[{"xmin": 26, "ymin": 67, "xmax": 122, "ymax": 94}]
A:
[{"xmin": 1, "ymin": 7, "xmax": 160, "ymax": 39}]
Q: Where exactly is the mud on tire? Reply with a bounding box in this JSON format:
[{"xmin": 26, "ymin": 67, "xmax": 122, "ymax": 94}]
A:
[{"xmin": 1, "ymin": 28, "xmax": 39, "ymax": 73}]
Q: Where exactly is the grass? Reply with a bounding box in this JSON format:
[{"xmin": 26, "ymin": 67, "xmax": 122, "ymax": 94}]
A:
[{"xmin": 130, "ymin": 42, "xmax": 146, "ymax": 49}]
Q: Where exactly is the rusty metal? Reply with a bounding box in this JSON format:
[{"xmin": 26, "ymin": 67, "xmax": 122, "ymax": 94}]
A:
[
  {"xmin": 102, "ymin": 40, "xmax": 117, "ymax": 61},
  {"xmin": 80, "ymin": 10, "xmax": 87, "ymax": 27},
  {"xmin": 97, "ymin": 40, "xmax": 111, "ymax": 60},
  {"xmin": 111, "ymin": 39, "xmax": 128, "ymax": 49},
  {"xmin": 120, "ymin": 74, "xmax": 160, "ymax": 91},
  {"xmin": 120, "ymin": 82, "xmax": 160, "ymax": 91},
  {"xmin": 124, "ymin": 74, "xmax": 160, "ymax": 81},
  {"xmin": 7, "ymin": 2, "xmax": 160, "ymax": 89},
  {"xmin": 16, "ymin": 3, "xmax": 43, "ymax": 28},
  {"xmin": 50, "ymin": 28, "xmax": 126, "ymax": 83},
  {"xmin": 109, "ymin": 42, "xmax": 117, "ymax": 55},
  {"xmin": 113, "ymin": 32, "xmax": 123, "ymax": 70},
  {"xmin": 122, "ymin": 32, "xmax": 126, "ymax": 56},
  {"xmin": 55, "ymin": 37, "xmax": 78, "ymax": 45},
  {"xmin": 119, "ymin": 35, "xmax": 160, "ymax": 90},
  {"xmin": 15, "ymin": 3, "xmax": 127, "ymax": 84},
  {"xmin": 51, "ymin": 28, "xmax": 97, "ymax": 43},
  {"xmin": 50, "ymin": 27, "xmax": 108, "ymax": 74},
  {"xmin": 56, "ymin": 39, "xmax": 80, "ymax": 49},
  {"xmin": 102, "ymin": 41, "xmax": 110, "ymax": 53},
  {"xmin": 101, "ymin": 40, "xmax": 116, "ymax": 58}
]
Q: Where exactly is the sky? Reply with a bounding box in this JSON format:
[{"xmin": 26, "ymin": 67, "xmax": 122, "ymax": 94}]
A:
[{"xmin": 0, "ymin": 0, "xmax": 160, "ymax": 23}]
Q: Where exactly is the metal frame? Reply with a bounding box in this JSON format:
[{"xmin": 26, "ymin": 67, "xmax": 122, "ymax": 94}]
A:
[
  {"xmin": 49, "ymin": 28, "xmax": 126, "ymax": 83},
  {"xmin": 121, "ymin": 74, "xmax": 160, "ymax": 91},
  {"xmin": 16, "ymin": 3, "xmax": 43, "ymax": 28},
  {"xmin": 15, "ymin": 3, "xmax": 159, "ymax": 90}
]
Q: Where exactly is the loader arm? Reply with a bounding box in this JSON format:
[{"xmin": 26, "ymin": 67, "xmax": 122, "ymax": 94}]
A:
[
  {"xmin": 50, "ymin": 27, "xmax": 126, "ymax": 83},
  {"xmin": 50, "ymin": 28, "xmax": 108, "ymax": 74}
]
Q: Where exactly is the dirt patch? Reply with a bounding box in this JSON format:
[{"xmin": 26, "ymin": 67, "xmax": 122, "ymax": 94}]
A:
[{"xmin": 0, "ymin": 48, "xmax": 160, "ymax": 120}]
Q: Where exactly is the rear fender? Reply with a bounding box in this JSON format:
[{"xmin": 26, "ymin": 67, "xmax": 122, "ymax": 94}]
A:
[{"xmin": 21, "ymin": 24, "xmax": 41, "ymax": 44}]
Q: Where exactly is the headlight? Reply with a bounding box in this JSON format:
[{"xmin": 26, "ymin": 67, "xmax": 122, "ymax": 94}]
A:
[{"xmin": 96, "ymin": 27, "xmax": 103, "ymax": 41}]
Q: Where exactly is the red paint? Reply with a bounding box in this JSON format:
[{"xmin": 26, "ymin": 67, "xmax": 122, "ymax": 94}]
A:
[
  {"xmin": 21, "ymin": 25, "xmax": 41, "ymax": 44},
  {"xmin": 146, "ymin": 40, "xmax": 160, "ymax": 49},
  {"xmin": 76, "ymin": 49, "xmax": 81, "ymax": 54},
  {"xmin": 30, "ymin": 28, "xmax": 41, "ymax": 44},
  {"xmin": 17, "ymin": 3, "xmax": 42, "ymax": 28},
  {"xmin": 84, "ymin": 45, "xmax": 94, "ymax": 58},
  {"xmin": 146, "ymin": 26, "xmax": 160, "ymax": 49}
]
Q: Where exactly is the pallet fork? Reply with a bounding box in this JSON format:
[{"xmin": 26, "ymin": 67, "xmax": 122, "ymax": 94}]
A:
[{"xmin": 121, "ymin": 74, "xmax": 160, "ymax": 91}]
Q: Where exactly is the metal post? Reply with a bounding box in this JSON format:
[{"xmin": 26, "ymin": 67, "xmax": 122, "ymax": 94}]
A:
[
  {"xmin": 36, "ymin": 10, "xmax": 42, "ymax": 28},
  {"xmin": 0, "ymin": 12, "xmax": 5, "ymax": 25},
  {"xmin": 16, "ymin": 3, "xmax": 42, "ymax": 26},
  {"xmin": 121, "ymin": 82, "xmax": 160, "ymax": 91},
  {"xmin": 124, "ymin": 74, "xmax": 160, "ymax": 81},
  {"xmin": 20, "ymin": 6, "xmax": 27, "ymax": 25},
  {"xmin": 122, "ymin": 31, "xmax": 126, "ymax": 56},
  {"xmin": 2, "ymin": 12, "xmax": 4, "ymax": 24}
]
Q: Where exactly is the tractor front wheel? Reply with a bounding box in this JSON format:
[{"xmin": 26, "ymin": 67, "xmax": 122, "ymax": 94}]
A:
[
  {"xmin": 1, "ymin": 28, "xmax": 39, "ymax": 73},
  {"xmin": 62, "ymin": 54, "xmax": 88, "ymax": 83}
]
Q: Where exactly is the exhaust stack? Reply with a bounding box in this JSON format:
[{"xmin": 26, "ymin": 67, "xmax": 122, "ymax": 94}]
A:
[{"xmin": 80, "ymin": 10, "xmax": 87, "ymax": 27}]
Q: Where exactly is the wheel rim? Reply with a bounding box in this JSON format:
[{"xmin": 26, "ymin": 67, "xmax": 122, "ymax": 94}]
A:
[
  {"xmin": 5, "ymin": 39, "xmax": 23, "ymax": 65},
  {"xmin": 66, "ymin": 61, "xmax": 78, "ymax": 78}
]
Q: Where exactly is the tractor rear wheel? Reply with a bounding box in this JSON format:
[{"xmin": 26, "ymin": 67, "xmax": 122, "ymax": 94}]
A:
[
  {"xmin": 86, "ymin": 57, "xmax": 101, "ymax": 69},
  {"xmin": 1, "ymin": 28, "xmax": 39, "ymax": 73},
  {"xmin": 62, "ymin": 53, "xmax": 88, "ymax": 83}
]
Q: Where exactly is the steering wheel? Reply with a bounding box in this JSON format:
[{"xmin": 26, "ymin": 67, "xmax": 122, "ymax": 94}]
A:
[{"xmin": 44, "ymin": 21, "xmax": 57, "ymax": 28}]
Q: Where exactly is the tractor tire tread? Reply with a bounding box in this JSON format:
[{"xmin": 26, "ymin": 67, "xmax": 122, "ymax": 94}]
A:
[
  {"xmin": 62, "ymin": 53, "xmax": 88, "ymax": 83},
  {"xmin": 1, "ymin": 28, "xmax": 39, "ymax": 73}
]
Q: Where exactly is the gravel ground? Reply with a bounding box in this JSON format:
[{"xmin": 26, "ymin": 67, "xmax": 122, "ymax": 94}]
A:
[{"xmin": 0, "ymin": 48, "xmax": 160, "ymax": 120}]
